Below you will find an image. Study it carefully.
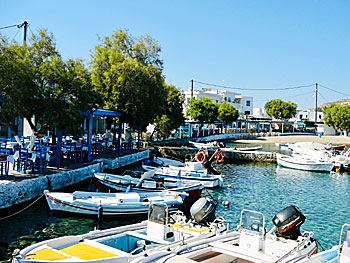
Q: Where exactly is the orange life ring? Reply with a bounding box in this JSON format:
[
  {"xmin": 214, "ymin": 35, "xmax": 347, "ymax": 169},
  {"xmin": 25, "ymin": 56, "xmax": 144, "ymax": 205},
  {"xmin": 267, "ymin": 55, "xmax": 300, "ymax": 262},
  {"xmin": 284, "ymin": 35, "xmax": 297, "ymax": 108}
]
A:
[
  {"xmin": 214, "ymin": 150, "xmax": 224, "ymax": 163},
  {"xmin": 195, "ymin": 151, "xmax": 207, "ymax": 163}
]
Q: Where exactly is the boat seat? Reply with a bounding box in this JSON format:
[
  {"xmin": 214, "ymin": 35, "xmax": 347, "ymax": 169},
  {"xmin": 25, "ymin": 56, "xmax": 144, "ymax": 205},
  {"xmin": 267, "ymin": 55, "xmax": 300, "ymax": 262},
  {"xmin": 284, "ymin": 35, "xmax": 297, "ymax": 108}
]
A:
[
  {"xmin": 166, "ymin": 256, "xmax": 198, "ymax": 263},
  {"xmin": 60, "ymin": 242, "xmax": 122, "ymax": 260}
]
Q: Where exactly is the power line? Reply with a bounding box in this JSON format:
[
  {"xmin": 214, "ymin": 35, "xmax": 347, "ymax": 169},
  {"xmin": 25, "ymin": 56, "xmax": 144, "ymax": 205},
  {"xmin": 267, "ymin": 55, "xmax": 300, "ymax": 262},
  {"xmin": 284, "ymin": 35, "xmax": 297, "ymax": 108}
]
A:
[
  {"xmin": 0, "ymin": 24, "xmax": 20, "ymax": 30},
  {"xmin": 193, "ymin": 80, "xmax": 315, "ymax": 91},
  {"xmin": 318, "ymin": 91, "xmax": 330, "ymax": 104},
  {"xmin": 319, "ymin": 84, "xmax": 350, "ymax": 98},
  {"xmin": 255, "ymin": 90, "xmax": 314, "ymax": 102}
]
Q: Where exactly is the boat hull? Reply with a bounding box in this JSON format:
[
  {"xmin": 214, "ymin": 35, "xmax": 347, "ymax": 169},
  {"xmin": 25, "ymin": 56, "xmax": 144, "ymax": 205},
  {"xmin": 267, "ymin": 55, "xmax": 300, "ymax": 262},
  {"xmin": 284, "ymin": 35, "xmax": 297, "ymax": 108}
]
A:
[{"xmin": 276, "ymin": 154, "xmax": 333, "ymax": 172}]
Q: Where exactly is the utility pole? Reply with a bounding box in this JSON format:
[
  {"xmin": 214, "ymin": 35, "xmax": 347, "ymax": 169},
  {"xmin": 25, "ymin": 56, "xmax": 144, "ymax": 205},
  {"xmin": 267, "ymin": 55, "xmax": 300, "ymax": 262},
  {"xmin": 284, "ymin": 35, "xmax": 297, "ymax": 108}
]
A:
[
  {"xmin": 23, "ymin": 21, "xmax": 28, "ymax": 44},
  {"xmin": 191, "ymin": 79, "xmax": 194, "ymax": 98},
  {"xmin": 315, "ymin": 82, "xmax": 318, "ymax": 123}
]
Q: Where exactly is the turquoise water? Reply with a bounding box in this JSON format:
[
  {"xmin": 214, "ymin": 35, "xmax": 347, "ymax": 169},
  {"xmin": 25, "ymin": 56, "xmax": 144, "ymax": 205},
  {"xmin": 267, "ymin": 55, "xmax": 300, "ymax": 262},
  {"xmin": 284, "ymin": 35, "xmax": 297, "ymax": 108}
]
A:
[{"xmin": 1, "ymin": 147, "xmax": 349, "ymax": 259}]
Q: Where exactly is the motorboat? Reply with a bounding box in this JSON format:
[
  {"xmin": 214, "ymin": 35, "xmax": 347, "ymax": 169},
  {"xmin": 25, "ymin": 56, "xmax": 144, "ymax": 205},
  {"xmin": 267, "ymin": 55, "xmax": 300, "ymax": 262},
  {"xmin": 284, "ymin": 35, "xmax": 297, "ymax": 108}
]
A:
[
  {"xmin": 142, "ymin": 162, "xmax": 224, "ymax": 188},
  {"xmin": 276, "ymin": 153, "xmax": 334, "ymax": 172},
  {"xmin": 93, "ymin": 172, "xmax": 204, "ymax": 200},
  {"xmin": 12, "ymin": 199, "xmax": 229, "ymax": 263},
  {"xmin": 152, "ymin": 157, "xmax": 185, "ymax": 167},
  {"xmin": 299, "ymin": 223, "xmax": 350, "ymax": 263},
  {"xmin": 44, "ymin": 190, "xmax": 184, "ymax": 216},
  {"xmin": 189, "ymin": 141, "xmax": 218, "ymax": 149},
  {"xmin": 156, "ymin": 206, "xmax": 318, "ymax": 263}
]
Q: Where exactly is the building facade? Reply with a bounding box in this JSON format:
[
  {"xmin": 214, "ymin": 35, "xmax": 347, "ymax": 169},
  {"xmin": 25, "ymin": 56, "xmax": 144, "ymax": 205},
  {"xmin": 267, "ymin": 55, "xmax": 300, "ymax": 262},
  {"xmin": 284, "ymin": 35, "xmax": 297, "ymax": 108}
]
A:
[{"xmin": 183, "ymin": 88, "xmax": 253, "ymax": 115}]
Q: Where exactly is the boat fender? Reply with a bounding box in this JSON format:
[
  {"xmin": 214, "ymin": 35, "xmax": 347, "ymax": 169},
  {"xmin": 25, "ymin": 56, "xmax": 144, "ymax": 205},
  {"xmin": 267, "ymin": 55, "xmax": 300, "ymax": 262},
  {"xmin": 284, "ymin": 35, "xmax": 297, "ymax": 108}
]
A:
[
  {"xmin": 195, "ymin": 151, "xmax": 207, "ymax": 163},
  {"xmin": 214, "ymin": 150, "xmax": 224, "ymax": 163}
]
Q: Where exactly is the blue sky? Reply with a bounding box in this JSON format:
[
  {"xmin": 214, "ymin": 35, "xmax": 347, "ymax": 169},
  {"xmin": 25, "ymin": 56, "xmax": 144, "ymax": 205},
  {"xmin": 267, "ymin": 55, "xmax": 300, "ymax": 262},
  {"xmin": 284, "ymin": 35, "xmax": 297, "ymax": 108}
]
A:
[{"xmin": 1, "ymin": 0, "xmax": 350, "ymax": 109}]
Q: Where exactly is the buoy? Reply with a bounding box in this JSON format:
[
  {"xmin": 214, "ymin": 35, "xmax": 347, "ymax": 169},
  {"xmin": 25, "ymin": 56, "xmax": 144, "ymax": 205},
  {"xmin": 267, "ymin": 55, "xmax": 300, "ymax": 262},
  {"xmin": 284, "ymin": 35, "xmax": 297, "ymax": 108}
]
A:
[
  {"xmin": 227, "ymin": 185, "xmax": 232, "ymax": 189},
  {"xmin": 222, "ymin": 200, "xmax": 230, "ymax": 207}
]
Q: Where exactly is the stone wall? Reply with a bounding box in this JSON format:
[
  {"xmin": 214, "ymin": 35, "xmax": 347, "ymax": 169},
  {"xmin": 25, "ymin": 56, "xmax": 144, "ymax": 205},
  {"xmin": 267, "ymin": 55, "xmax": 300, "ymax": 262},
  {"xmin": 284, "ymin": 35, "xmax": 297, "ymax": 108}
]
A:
[{"xmin": 0, "ymin": 150, "xmax": 150, "ymax": 210}]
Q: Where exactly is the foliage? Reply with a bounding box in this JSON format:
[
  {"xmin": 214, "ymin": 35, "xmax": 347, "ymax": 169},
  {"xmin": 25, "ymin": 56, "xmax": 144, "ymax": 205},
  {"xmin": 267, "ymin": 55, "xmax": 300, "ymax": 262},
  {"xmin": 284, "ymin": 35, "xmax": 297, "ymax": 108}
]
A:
[
  {"xmin": 218, "ymin": 101, "xmax": 239, "ymax": 124},
  {"xmin": 187, "ymin": 98, "xmax": 219, "ymax": 123},
  {"xmin": 264, "ymin": 99, "xmax": 297, "ymax": 121},
  {"xmin": 90, "ymin": 29, "xmax": 166, "ymax": 131},
  {"xmin": 0, "ymin": 30, "xmax": 100, "ymax": 137},
  {"xmin": 152, "ymin": 84, "xmax": 185, "ymax": 138},
  {"xmin": 323, "ymin": 104, "xmax": 350, "ymax": 132}
]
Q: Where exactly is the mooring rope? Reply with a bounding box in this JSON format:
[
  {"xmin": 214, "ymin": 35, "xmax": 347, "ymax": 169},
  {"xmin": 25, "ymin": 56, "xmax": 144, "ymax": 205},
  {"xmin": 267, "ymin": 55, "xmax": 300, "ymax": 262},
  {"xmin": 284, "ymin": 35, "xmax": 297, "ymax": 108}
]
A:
[{"xmin": 0, "ymin": 194, "xmax": 45, "ymax": 221}]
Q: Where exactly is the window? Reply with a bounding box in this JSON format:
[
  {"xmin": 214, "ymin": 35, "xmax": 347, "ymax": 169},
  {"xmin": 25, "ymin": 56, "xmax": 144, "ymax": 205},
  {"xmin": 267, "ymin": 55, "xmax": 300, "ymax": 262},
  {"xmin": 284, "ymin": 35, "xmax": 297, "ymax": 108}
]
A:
[
  {"xmin": 216, "ymin": 100, "xmax": 219, "ymax": 103},
  {"xmin": 246, "ymin": 100, "xmax": 251, "ymax": 107},
  {"xmin": 300, "ymin": 114, "xmax": 303, "ymax": 119},
  {"xmin": 244, "ymin": 111, "xmax": 251, "ymax": 115},
  {"xmin": 228, "ymin": 97, "xmax": 231, "ymax": 102}
]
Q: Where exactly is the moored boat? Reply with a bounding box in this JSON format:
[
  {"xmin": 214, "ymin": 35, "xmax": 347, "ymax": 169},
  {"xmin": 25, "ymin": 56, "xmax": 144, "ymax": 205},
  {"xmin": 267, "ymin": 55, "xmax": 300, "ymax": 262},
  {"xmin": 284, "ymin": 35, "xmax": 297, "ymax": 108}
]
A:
[
  {"xmin": 93, "ymin": 172, "xmax": 204, "ymax": 200},
  {"xmin": 144, "ymin": 206, "xmax": 318, "ymax": 263},
  {"xmin": 12, "ymin": 199, "xmax": 229, "ymax": 263},
  {"xmin": 276, "ymin": 153, "xmax": 333, "ymax": 172},
  {"xmin": 44, "ymin": 190, "xmax": 184, "ymax": 216}
]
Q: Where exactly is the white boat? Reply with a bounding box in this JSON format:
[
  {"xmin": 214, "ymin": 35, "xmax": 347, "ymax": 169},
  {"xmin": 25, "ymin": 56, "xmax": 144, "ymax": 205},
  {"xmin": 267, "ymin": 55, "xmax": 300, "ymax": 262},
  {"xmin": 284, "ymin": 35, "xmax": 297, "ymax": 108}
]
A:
[
  {"xmin": 189, "ymin": 141, "xmax": 217, "ymax": 149},
  {"xmin": 299, "ymin": 223, "xmax": 350, "ymax": 263},
  {"xmin": 152, "ymin": 157, "xmax": 185, "ymax": 167},
  {"xmin": 220, "ymin": 146, "xmax": 263, "ymax": 152},
  {"xmin": 44, "ymin": 190, "xmax": 184, "ymax": 216},
  {"xmin": 93, "ymin": 172, "xmax": 204, "ymax": 200},
  {"xmin": 146, "ymin": 206, "xmax": 318, "ymax": 263},
  {"xmin": 142, "ymin": 161, "xmax": 224, "ymax": 188},
  {"xmin": 276, "ymin": 153, "xmax": 334, "ymax": 172},
  {"xmin": 12, "ymin": 200, "xmax": 229, "ymax": 263}
]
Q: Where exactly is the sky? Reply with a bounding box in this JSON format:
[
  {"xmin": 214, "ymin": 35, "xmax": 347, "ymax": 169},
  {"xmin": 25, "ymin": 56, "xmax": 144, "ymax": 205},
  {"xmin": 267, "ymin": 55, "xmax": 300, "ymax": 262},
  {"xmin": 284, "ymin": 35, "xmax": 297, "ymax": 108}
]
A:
[{"xmin": 1, "ymin": 0, "xmax": 350, "ymax": 110}]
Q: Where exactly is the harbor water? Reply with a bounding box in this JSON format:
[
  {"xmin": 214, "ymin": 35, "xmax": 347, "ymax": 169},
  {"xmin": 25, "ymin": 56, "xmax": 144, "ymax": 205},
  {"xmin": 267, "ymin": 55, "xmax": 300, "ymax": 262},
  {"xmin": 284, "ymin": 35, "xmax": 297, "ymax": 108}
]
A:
[{"xmin": 1, "ymin": 144, "xmax": 349, "ymax": 259}]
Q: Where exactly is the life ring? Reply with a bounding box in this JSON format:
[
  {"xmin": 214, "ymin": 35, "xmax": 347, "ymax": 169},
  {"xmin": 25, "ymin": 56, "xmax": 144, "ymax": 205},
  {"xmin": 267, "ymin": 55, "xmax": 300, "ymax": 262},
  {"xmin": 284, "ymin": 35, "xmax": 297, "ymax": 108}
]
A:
[
  {"xmin": 195, "ymin": 151, "xmax": 207, "ymax": 163},
  {"xmin": 214, "ymin": 150, "xmax": 224, "ymax": 163}
]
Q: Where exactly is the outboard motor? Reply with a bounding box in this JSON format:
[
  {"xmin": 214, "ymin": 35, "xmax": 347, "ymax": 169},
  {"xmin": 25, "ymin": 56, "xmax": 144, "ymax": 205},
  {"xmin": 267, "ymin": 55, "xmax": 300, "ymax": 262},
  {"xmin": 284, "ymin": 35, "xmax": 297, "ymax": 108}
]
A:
[
  {"xmin": 272, "ymin": 205, "xmax": 306, "ymax": 240},
  {"xmin": 190, "ymin": 197, "xmax": 217, "ymax": 225},
  {"xmin": 203, "ymin": 158, "xmax": 220, "ymax": 175}
]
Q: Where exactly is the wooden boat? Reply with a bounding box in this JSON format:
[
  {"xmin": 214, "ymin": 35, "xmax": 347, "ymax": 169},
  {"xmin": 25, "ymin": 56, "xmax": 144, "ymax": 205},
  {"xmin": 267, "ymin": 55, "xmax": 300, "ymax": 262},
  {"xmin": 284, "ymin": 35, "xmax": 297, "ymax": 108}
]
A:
[
  {"xmin": 276, "ymin": 153, "xmax": 333, "ymax": 172},
  {"xmin": 12, "ymin": 200, "xmax": 229, "ymax": 263},
  {"xmin": 221, "ymin": 146, "xmax": 263, "ymax": 152},
  {"xmin": 44, "ymin": 190, "xmax": 184, "ymax": 216},
  {"xmin": 148, "ymin": 206, "xmax": 318, "ymax": 263},
  {"xmin": 332, "ymin": 144, "xmax": 346, "ymax": 151},
  {"xmin": 93, "ymin": 172, "xmax": 204, "ymax": 200},
  {"xmin": 142, "ymin": 162, "xmax": 224, "ymax": 188}
]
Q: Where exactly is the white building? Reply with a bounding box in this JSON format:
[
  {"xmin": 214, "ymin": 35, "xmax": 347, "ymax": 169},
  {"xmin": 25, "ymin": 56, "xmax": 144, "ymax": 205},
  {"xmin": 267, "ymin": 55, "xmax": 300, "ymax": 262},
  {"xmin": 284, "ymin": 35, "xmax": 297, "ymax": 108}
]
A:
[
  {"xmin": 253, "ymin": 107, "xmax": 269, "ymax": 118},
  {"xmin": 183, "ymin": 88, "xmax": 253, "ymax": 115},
  {"xmin": 296, "ymin": 109, "xmax": 324, "ymax": 122}
]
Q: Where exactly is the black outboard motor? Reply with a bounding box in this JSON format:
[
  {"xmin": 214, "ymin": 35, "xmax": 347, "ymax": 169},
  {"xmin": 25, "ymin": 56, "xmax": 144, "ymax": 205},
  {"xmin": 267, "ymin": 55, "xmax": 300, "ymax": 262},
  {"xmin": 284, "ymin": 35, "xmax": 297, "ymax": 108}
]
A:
[
  {"xmin": 272, "ymin": 205, "xmax": 306, "ymax": 240},
  {"xmin": 203, "ymin": 157, "xmax": 220, "ymax": 175},
  {"xmin": 190, "ymin": 197, "xmax": 217, "ymax": 225}
]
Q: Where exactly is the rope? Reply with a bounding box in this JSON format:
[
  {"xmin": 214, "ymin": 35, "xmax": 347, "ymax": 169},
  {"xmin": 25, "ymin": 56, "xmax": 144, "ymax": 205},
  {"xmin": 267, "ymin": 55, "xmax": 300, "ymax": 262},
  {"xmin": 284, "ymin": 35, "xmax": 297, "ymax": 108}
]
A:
[{"xmin": 0, "ymin": 194, "xmax": 45, "ymax": 221}]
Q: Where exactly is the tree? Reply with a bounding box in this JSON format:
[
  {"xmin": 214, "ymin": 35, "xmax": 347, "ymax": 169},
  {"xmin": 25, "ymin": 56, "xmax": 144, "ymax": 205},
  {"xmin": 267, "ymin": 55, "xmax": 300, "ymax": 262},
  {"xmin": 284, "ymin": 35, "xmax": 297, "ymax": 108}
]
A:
[
  {"xmin": 264, "ymin": 99, "xmax": 297, "ymax": 121},
  {"xmin": 187, "ymin": 98, "xmax": 219, "ymax": 123},
  {"xmin": 90, "ymin": 29, "xmax": 166, "ymax": 131},
  {"xmin": 0, "ymin": 30, "xmax": 100, "ymax": 143},
  {"xmin": 152, "ymin": 84, "xmax": 185, "ymax": 139},
  {"xmin": 324, "ymin": 104, "xmax": 350, "ymax": 135},
  {"xmin": 218, "ymin": 101, "xmax": 239, "ymax": 124}
]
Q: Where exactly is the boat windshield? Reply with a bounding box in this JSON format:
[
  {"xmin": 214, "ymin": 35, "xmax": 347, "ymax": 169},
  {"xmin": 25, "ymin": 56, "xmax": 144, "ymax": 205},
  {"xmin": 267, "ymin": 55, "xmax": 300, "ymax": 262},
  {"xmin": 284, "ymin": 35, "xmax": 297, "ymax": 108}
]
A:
[
  {"xmin": 148, "ymin": 203, "xmax": 168, "ymax": 225},
  {"xmin": 240, "ymin": 209, "xmax": 265, "ymax": 235}
]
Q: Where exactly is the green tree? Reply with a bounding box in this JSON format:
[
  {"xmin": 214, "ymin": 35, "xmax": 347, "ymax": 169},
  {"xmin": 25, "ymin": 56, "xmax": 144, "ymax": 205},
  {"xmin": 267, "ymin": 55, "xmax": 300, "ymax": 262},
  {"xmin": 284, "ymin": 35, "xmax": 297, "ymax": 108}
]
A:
[
  {"xmin": 324, "ymin": 104, "xmax": 350, "ymax": 134},
  {"xmin": 218, "ymin": 101, "xmax": 239, "ymax": 124},
  {"xmin": 187, "ymin": 98, "xmax": 219, "ymax": 123},
  {"xmin": 264, "ymin": 99, "xmax": 297, "ymax": 121},
  {"xmin": 152, "ymin": 84, "xmax": 185, "ymax": 139},
  {"xmin": 90, "ymin": 29, "xmax": 166, "ymax": 131},
  {"xmin": 0, "ymin": 30, "xmax": 100, "ymax": 143}
]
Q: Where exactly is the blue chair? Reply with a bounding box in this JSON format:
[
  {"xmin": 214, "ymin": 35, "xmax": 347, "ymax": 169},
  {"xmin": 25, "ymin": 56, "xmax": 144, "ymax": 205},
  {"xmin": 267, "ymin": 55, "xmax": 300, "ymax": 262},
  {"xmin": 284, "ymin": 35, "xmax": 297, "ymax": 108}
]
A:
[
  {"xmin": 64, "ymin": 142, "xmax": 75, "ymax": 165},
  {"xmin": 74, "ymin": 143, "xmax": 83, "ymax": 163},
  {"xmin": 33, "ymin": 147, "xmax": 48, "ymax": 174},
  {"xmin": 14, "ymin": 147, "xmax": 31, "ymax": 173},
  {"xmin": 0, "ymin": 148, "xmax": 10, "ymax": 176}
]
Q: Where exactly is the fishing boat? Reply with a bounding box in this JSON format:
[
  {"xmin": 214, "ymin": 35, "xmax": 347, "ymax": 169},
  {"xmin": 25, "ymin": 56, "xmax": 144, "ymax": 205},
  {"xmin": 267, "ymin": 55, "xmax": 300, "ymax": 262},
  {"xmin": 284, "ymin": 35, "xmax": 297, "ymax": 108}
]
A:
[
  {"xmin": 93, "ymin": 172, "xmax": 204, "ymax": 200},
  {"xmin": 221, "ymin": 145, "xmax": 263, "ymax": 152},
  {"xmin": 44, "ymin": 190, "xmax": 184, "ymax": 216},
  {"xmin": 152, "ymin": 157, "xmax": 185, "ymax": 167},
  {"xmin": 12, "ymin": 199, "xmax": 229, "ymax": 263},
  {"xmin": 332, "ymin": 144, "xmax": 346, "ymax": 151},
  {"xmin": 155, "ymin": 206, "xmax": 318, "ymax": 263},
  {"xmin": 276, "ymin": 153, "xmax": 334, "ymax": 172}
]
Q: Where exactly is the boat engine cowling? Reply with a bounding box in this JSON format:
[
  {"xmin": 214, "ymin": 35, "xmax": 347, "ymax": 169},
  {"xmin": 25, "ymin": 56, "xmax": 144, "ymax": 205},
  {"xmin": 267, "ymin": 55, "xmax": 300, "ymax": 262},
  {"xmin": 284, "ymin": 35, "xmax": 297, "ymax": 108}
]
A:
[
  {"xmin": 190, "ymin": 197, "xmax": 217, "ymax": 225},
  {"xmin": 272, "ymin": 205, "xmax": 305, "ymax": 240}
]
